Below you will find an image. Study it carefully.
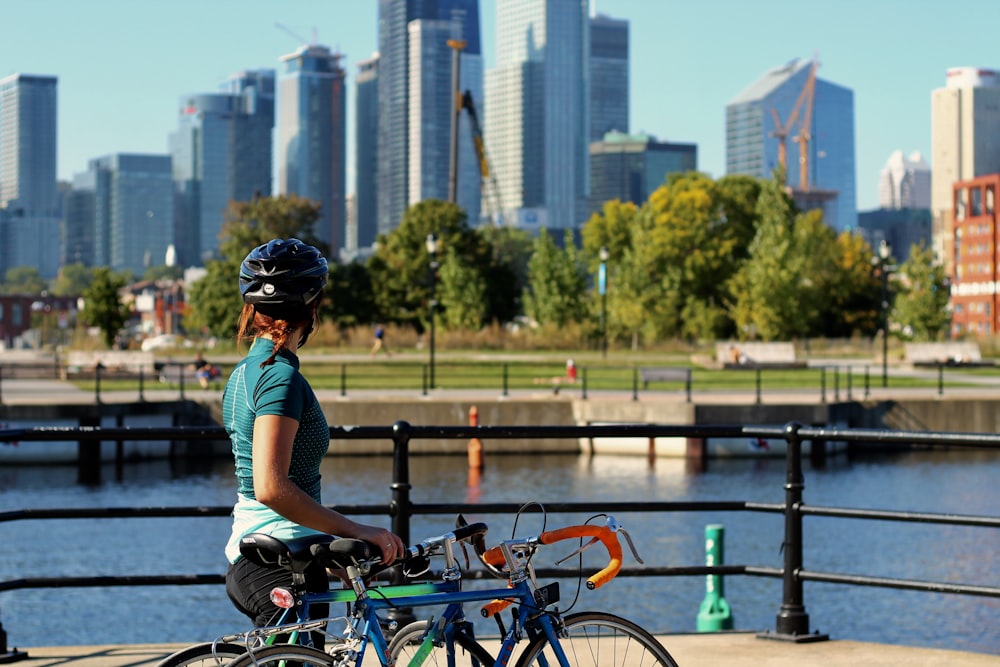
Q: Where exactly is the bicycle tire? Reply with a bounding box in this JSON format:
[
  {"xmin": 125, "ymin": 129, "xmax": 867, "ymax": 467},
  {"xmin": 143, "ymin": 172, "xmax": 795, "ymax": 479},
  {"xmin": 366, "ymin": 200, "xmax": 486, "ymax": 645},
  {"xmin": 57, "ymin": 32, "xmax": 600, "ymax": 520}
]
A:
[
  {"xmin": 222, "ymin": 643, "xmax": 336, "ymax": 667},
  {"xmin": 389, "ymin": 620, "xmax": 496, "ymax": 667},
  {"xmin": 155, "ymin": 641, "xmax": 247, "ymax": 667},
  {"xmin": 514, "ymin": 612, "xmax": 678, "ymax": 667}
]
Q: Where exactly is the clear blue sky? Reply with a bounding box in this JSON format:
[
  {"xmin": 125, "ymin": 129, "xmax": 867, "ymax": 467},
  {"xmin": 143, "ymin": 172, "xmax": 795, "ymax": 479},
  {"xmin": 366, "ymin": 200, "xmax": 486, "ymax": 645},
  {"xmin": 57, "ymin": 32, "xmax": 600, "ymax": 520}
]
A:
[{"xmin": 2, "ymin": 0, "xmax": 998, "ymax": 212}]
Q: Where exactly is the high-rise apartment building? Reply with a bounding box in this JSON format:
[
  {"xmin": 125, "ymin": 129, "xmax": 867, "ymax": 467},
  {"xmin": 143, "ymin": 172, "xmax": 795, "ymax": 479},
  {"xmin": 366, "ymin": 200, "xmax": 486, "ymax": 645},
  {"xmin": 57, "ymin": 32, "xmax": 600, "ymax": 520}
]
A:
[
  {"xmin": 376, "ymin": 0, "xmax": 482, "ymax": 235},
  {"xmin": 589, "ymin": 132, "xmax": 696, "ymax": 214},
  {"xmin": 485, "ymin": 0, "xmax": 590, "ymax": 231},
  {"xmin": 878, "ymin": 150, "xmax": 931, "ymax": 210},
  {"xmin": 0, "ymin": 73, "xmax": 60, "ymax": 278},
  {"xmin": 170, "ymin": 70, "xmax": 275, "ymax": 266},
  {"xmin": 277, "ymin": 44, "xmax": 346, "ymax": 254},
  {"xmin": 407, "ymin": 19, "xmax": 483, "ymax": 224},
  {"xmin": 931, "ymin": 67, "xmax": 1000, "ymax": 276},
  {"xmin": 725, "ymin": 58, "xmax": 856, "ymax": 232},
  {"xmin": 589, "ymin": 13, "xmax": 628, "ymax": 142},
  {"xmin": 355, "ymin": 55, "xmax": 379, "ymax": 251},
  {"xmin": 86, "ymin": 154, "xmax": 175, "ymax": 276}
]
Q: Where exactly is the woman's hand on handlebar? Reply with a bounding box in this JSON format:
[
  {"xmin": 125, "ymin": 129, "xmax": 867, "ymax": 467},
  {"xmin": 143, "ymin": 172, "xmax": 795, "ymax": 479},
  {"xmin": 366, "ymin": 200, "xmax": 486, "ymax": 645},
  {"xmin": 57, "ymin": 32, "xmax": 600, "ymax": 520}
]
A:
[{"xmin": 354, "ymin": 525, "xmax": 406, "ymax": 565}]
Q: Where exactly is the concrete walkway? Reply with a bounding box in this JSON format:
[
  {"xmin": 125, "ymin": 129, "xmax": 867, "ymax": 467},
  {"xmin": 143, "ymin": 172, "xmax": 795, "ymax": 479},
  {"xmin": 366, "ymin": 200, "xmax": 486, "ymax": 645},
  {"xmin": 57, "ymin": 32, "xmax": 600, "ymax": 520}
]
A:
[{"xmin": 13, "ymin": 633, "xmax": 999, "ymax": 666}]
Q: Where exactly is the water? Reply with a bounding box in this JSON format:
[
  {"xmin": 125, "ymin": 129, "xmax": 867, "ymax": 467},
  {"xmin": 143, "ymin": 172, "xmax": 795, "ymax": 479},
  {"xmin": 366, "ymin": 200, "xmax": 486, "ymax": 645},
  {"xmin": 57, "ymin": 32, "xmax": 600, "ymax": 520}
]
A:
[{"xmin": 0, "ymin": 449, "xmax": 997, "ymax": 655}]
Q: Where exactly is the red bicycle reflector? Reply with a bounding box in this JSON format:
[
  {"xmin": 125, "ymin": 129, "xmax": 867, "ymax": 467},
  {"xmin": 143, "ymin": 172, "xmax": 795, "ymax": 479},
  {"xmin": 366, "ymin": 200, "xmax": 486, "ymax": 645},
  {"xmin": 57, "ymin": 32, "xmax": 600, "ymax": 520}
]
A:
[{"xmin": 270, "ymin": 587, "xmax": 295, "ymax": 609}]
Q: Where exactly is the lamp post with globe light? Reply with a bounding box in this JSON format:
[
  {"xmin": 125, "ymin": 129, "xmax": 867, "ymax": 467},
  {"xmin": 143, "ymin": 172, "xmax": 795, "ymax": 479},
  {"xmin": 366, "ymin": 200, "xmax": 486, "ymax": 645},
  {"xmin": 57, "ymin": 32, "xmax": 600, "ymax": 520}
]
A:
[
  {"xmin": 599, "ymin": 246, "xmax": 609, "ymax": 358},
  {"xmin": 876, "ymin": 239, "xmax": 894, "ymax": 388},
  {"xmin": 426, "ymin": 233, "xmax": 439, "ymax": 390}
]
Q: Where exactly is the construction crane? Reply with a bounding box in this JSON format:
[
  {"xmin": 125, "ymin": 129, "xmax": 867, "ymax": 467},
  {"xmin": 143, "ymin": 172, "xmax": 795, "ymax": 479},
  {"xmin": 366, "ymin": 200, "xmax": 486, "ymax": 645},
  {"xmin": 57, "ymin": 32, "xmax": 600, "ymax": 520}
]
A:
[
  {"xmin": 461, "ymin": 90, "xmax": 504, "ymax": 226},
  {"xmin": 769, "ymin": 57, "xmax": 818, "ymax": 188}
]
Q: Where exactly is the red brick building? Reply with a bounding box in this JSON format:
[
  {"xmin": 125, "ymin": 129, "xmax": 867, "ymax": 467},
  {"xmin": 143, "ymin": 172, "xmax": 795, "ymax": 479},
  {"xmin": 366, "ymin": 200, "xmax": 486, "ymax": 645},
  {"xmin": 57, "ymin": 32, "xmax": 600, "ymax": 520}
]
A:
[
  {"xmin": 951, "ymin": 173, "xmax": 1000, "ymax": 336},
  {"xmin": 0, "ymin": 295, "xmax": 78, "ymax": 349}
]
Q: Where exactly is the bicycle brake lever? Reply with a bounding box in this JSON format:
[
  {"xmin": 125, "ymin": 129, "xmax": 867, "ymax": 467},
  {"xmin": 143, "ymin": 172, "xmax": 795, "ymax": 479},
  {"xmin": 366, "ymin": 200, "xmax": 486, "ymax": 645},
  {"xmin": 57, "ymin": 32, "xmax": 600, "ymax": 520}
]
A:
[
  {"xmin": 553, "ymin": 536, "xmax": 600, "ymax": 565},
  {"xmin": 606, "ymin": 516, "xmax": 644, "ymax": 564},
  {"xmin": 458, "ymin": 540, "xmax": 471, "ymax": 570}
]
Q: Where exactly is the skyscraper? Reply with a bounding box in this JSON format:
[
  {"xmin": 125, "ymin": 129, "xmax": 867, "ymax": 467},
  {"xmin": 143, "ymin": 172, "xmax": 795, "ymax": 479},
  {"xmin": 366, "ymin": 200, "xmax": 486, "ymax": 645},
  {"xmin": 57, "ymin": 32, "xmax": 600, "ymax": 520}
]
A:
[
  {"xmin": 355, "ymin": 55, "xmax": 379, "ymax": 251},
  {"xmin": 485, "ymin": 0, "xmax": 590, "ymax": 231},
  {"xmin": 170, "ymin": 70, "xmax": 275, "ymax": 266},
  {"xmin": 931, "ymin": 67, "xmax": 1000, "ymax": 275},
  {"xmin": 376, "ymin": 0, "xmax": 482, "ymax": 235},
  {"xmin": 878, "ymin": 150, "xmax": 930, "ymax": 210},
  {"xmin": 589, "ymin": 132, "xmax": 696, "ymax": 214},
  {"xmin": 589, "ymin": 13, "xmax": 628, "ymax": 142},
  {"xmin": 0, "ymin": 73, "xmax": 60, "ymax": 278},
  {"xmin": 725, "ymin": 58, "xmax": 856, "ymax": 232},
  {"xmin": 277, "ymin": 44, "xmax": 346, "ymax": 254},
  {"xmin": 87, "ymin": 154, "xmax": 175, "ymax": 276}
]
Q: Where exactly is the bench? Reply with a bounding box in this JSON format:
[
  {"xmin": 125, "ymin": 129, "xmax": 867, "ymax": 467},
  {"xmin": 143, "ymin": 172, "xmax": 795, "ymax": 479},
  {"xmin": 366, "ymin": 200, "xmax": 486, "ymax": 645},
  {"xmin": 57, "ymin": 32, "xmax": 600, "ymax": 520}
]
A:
[
  {"xmin": 639, "ymin": 367, "xmax": 691, "ymax": 388},
  {"xmin": 904, "ymin": 342, "xmax": 994, "ymax": 368},
  {"xmin": 716, "ymin": 342, "xmax": 807, "ymax": 369},
  {"xmin": 65, "ymin": 350, "xmax": 155, "ymax": 378},
  {"xmin": 159, "ymin": 364, "xmax": 222, "ymax": 389}
]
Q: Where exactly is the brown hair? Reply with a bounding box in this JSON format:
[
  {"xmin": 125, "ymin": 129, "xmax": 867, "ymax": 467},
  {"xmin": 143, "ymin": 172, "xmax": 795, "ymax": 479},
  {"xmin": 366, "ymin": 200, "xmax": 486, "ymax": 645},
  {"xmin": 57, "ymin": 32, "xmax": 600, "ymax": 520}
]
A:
[{"xmin": 236, "ymin": 303, "xmax": 317, "ymax": 367}]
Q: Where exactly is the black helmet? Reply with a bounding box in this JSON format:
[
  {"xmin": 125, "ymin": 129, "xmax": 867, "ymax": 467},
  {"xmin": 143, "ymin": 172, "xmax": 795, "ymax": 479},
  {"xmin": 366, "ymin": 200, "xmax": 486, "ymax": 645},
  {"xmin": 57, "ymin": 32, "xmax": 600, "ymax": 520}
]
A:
[{"xmin": 239, "ymin": 238, "xmax": 328, "ymax": 313}]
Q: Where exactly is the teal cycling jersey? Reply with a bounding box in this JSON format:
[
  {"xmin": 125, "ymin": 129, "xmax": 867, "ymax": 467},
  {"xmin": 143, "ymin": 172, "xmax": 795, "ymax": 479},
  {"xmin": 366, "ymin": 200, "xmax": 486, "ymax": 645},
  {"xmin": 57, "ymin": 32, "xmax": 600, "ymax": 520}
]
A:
[{"xmin": 222, "ymin": 338, "xmax": 330, "ymax": 562}]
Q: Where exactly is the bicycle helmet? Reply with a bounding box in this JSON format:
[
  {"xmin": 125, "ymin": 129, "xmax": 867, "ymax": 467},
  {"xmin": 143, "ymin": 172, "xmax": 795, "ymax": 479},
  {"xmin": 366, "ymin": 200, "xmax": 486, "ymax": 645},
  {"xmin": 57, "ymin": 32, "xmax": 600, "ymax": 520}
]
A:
[{"xmin": 239, "ymin": 238, "xmax": 328, "ymax": 316}]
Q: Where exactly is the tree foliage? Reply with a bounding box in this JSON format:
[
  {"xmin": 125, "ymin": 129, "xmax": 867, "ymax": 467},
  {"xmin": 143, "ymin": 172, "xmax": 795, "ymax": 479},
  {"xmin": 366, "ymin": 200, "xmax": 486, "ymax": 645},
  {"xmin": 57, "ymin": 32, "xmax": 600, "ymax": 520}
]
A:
[
  {"xmin": 80, "ymin": 267, "xmax": 130, "ymax": 348},
  {"xmin": 523, "ymin": 229, "xmax": 588, "ymax": 327},
  {"xmin": 1, "ymin": 266, "xmax": 47, "ymax": 295},
  {"xmin": 50, "ymin": 263, "xmax": 94, "ymax": 297},
  {"xmin": 893, "ymin": 242, "xmax": 951, "ymax": 341}
]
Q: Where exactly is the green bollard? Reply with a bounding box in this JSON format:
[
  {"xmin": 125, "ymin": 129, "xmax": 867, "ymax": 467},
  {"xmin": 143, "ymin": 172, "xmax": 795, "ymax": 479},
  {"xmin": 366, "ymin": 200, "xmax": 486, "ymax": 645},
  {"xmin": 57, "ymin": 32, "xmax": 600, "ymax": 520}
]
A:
[{"xmin": 697, "ymin": 523, "xmax": 733, "ymax": 631}]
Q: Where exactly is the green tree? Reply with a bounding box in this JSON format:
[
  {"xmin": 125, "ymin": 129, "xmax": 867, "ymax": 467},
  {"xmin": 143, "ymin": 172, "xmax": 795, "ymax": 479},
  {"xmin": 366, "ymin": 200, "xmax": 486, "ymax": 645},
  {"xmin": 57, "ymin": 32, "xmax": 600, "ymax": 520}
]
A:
[
  {"xmin": 893, "ymin": 242, "xmax": 951, "ymax": 340},
  {"xmin": 368, "ymin": 199, "xmax": 485, "ymax": 331},
  {"xmin": 1, "ymin": 266, "xmax": 47, "ymax": 295},
  {"xmin": 437, "ymin": 246, "xmax": 487, "ymax": 330},
  {"xmin": 478, "ymin": 225, "xmax": 533, "ymax": 324},
  {"xmin": 522, "ymin": 229, "xmax": 587, "ymax": 327},
  {"xmin": 80, "ymin": 267, "xmax": 130, "ymax": 348},
  {"xmin": 822, "ymin": 232, "xmax": 881, "ymax": 337},
  {"xmin": 187, "ymin": 195, "xmax": 326, "ymax": 340},
  {"xmin": 580, "ymin": 199, "xmax": 637, "ymax": 262},
  {"xmin": 327, "ymin": 260, "xmax": 377, "ymax": 328},
  {"xmin": 50, "ymin": 263, "xmax": 94, "ymax": 297},
  {"xmin": 143, "ymin": 264, "xmax": 184, "ymax": 282}
]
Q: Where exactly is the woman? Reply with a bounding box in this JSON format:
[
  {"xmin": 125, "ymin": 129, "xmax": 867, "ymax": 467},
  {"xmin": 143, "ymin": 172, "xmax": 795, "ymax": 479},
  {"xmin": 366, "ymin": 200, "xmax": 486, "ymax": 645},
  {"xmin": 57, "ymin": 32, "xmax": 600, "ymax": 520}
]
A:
[{"xmin": 222, "ymin": 237, "xmax": 405, "ymax": 630}]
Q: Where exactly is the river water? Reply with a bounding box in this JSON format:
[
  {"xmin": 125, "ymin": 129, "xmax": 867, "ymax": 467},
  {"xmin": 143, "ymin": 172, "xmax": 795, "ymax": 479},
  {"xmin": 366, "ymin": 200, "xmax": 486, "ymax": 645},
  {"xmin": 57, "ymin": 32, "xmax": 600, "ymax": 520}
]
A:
[{"xmin": 0, "ymin": 448, "xmax": 997, "ymax": 655}]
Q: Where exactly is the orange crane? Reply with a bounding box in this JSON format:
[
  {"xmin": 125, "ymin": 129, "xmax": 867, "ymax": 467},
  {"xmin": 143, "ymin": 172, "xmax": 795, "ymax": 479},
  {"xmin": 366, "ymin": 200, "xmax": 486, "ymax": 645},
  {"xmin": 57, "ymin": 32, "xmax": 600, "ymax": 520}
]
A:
[
  {"xmin": 461, "ymin": 90, "xmax": 504, "ymax": 225},
  {"xmin": 769, "ymin": 57, "xmax": 818, "ymax": 188}
]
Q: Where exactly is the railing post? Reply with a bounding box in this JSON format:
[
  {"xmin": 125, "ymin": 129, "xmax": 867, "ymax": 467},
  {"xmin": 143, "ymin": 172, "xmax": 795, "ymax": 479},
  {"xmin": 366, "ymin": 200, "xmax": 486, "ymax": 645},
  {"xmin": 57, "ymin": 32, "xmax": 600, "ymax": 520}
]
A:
[
  {"xmin": 94, "ymin": 363, "xmax": 102, "ymax": 404},
  {"xmin": 846, "ymin": 366, "xmax": 852, "ymax": 400},
  {"xmin": 178, "ymin": 364, "xmax": 185, "ymax": 400},
  {"xmin": 0, "ymin": 365, "xmax": 4, "ymax": 405},
  {"xmin": 0, "ymin": 612, "xmax": 28, "ymax": 662},
  {"xmin": 581, "ymin": 367, "xmax": 587, "ymax": 400},
  {"xmin": 755, "ymin": 367, "xmax": 762, "ymax": 404},
  {"xmin": 340, "ymin": 363, "xmax": 347, "ymax": 398},
  {"xmin": 632, "ymin": 368, "xmax": 638, "ymax": 402},
  {"xmin": 864, "ymin": 365, "xmax": 870, "ymax": 399},
  {"xmin": 421, "ymin": 366, "xmax": 428, "ymax": 397},
  {"xmin": 502, "ymin": 363, "xmax": 508, "ymax": 398},
  {"xmin": 938, "ymin": 363, "xmax": 944, "ymax": 396},
  {"xmin": 138, "ymin": 367, "xmax": 145, "ymax": 402},
  {"xmin": 388, "ymin": 420, "xmax": 416, "ymax": 627},
  {"xmin": 685, "ymin": 368, "xmax": 692, "ymax": 403},
  {"xmin": 762, "ymin": 421, "xmax": 827, "ymax": 643},
  {"xmin": 820, "ymin": 367, "xmax": 826, "ymax": 404}
]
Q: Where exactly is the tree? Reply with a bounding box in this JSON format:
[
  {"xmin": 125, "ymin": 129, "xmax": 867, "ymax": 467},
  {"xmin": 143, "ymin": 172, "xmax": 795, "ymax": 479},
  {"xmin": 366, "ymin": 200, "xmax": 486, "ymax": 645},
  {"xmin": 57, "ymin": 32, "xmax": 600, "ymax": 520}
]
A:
[
  {"xmin": 437, "ymin": 246, "xmax": 487, "ymax": 330},
  {"xmin": 144, "ymin": 264, "xmax": 184, "ymax": 282},
  {"xmin": 187, "ymin": 195, "xmax": 326, "ymax": 340},
  {"xmin": 80, "ymin": 267, "xmax": 130, "ymax": 348},
  {"xmin": 1, "ymin": 266, "xmax": 47, "ymax": 295},
  {"xmin": 893, "ymin": 242, "xmax": 951, "ymax": 341},
  {"xmin": 522, "ymin": 229, "xmax": 588, "ymax": 327},
  {"xmin": 822, "ymin": 232, "xmax": 881, "ymax": 338},
  {"xmin": 368, "ymin": 199, "xmax": 486, "ymax": 331},
  {"xmin": 50, "ymin": 263, "xmax": 95, "ymax": 297},
  {"xmin": 478, "ymin": 225, "xmax": 532, "ymax": 325}
]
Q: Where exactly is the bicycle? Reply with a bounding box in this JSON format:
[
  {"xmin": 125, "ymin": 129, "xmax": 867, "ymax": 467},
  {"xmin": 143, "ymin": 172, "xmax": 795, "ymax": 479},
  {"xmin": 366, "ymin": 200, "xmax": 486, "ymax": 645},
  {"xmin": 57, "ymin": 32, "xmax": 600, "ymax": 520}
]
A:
[{"xmin": 158, "ymin": 509, "xmax": 679, "ymax": 667}]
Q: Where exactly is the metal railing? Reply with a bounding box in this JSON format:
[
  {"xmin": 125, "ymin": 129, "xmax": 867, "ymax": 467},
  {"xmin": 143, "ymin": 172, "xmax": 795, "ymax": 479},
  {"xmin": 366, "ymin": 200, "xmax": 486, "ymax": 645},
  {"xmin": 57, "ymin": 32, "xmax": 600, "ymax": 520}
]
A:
[
  {"xmin": 0, "ymin": 359, "xmax": 965, "ymax": 405},
  {"xmin": 1, "ymin": 420, "xmax": 999, "ymax": 661}
]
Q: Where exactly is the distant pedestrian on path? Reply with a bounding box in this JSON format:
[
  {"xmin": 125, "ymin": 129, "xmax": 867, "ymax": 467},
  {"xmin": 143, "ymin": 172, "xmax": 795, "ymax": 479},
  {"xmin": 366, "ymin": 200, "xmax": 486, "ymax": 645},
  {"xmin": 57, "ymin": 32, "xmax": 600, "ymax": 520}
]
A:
[{"xmin": 370, "ymin": 324, "xmax": 391, "ymax": 357}]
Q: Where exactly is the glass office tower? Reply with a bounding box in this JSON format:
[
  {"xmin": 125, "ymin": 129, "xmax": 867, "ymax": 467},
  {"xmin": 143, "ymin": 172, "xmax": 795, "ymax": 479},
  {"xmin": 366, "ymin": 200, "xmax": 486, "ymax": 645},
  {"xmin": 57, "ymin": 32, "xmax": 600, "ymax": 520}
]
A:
[
  {"xmin": 725, "ymin": 58, "xmax": 856, "ymax": 232},
  {"xmin": 589, "ymin": 13, "xmax": 628, "ymax": 142},
  {"xmin": 277, "ymin": 45, "xmax": 346, "ymax": 254},
  {"xmin": 355, "ymin": 56, "xmax": 379, "ymax": 251},
  {"xmin": 0, "ymin": 73, "xmax": 60, "ymax": 278}
]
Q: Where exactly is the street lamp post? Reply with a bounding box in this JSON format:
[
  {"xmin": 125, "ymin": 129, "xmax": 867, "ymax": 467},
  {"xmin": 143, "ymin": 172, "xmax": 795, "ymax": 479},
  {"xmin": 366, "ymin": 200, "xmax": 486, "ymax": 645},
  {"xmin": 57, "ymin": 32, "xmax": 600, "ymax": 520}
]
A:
[
  {"xmin": 599, "ymin": 246, "xmax": 609, "ymax": 358},
  {"xmin": 426, "ymin": 233, "xmax": 439, "ymax": 390},
  {"xmin": 877, "ymin": 239, "xmax": 892, "ymax": 388}
]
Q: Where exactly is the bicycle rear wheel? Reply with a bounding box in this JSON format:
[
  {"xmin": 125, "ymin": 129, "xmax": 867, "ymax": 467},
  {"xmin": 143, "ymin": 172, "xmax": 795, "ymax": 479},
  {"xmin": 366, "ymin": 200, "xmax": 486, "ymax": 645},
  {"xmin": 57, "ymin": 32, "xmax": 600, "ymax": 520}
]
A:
[
  {"xmin": 155, "ymin": 641, "xmax": 246, "ymax": 667},
  {"xmin": 514, "ymin": 612, "xmax": 678, "ymax": 667},
  {"xmin": 222, "ymin": 643, "xmax": 335, "ymax": 667},
  {"xmin": 390, "ymin": 620, "xmax": 495, "ymax": 667}
]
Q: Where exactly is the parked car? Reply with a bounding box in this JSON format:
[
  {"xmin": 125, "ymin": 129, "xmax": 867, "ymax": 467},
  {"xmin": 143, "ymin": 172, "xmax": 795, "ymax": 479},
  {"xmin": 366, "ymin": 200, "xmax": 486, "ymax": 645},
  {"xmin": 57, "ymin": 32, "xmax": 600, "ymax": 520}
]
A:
[{"xmin": 140, "ymin": 334, "xmax": 192, "ymax": 351}]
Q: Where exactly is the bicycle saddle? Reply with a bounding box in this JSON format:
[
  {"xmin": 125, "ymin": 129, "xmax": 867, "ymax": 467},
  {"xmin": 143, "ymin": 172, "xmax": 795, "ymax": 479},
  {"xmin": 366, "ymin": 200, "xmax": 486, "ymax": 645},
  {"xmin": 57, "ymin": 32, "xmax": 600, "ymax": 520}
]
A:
[{"xmin": 239, "ymin": 533, "xmax": 371, "ymax": 573}]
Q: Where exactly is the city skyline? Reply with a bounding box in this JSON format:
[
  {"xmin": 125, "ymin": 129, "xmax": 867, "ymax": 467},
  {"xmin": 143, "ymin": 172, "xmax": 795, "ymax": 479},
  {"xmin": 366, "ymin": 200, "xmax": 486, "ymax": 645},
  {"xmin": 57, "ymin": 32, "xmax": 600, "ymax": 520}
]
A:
[{"xmin": 1, "ymin": 0, "xmax": 998, "ymax": 213}]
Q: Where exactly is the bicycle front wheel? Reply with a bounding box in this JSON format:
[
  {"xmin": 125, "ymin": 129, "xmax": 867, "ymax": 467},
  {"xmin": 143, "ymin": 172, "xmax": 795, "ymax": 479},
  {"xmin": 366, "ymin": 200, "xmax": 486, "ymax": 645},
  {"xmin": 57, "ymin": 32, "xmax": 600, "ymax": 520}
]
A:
[
  {"xmin": 155, "ymin": 641, "xmax": 247, "ymax": 667},
  {"xmin": 514, "ymin": 612, "xmax": 678, "ymax": 667},
  {"xmin": 390, "ymin": 620, "xmax": 495, "ymax": 667},
  {"xmin": 223, "ymin": 644, "xmax": 335, "ymax": 667}
]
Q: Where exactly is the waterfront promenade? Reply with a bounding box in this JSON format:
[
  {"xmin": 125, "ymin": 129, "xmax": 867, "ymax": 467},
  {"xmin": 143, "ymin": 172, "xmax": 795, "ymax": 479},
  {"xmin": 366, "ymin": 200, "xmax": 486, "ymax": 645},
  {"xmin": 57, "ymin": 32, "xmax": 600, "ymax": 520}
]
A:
[{"xmin": 16, "ymin": 632, "xmax": 1000, "ymax": 666}]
